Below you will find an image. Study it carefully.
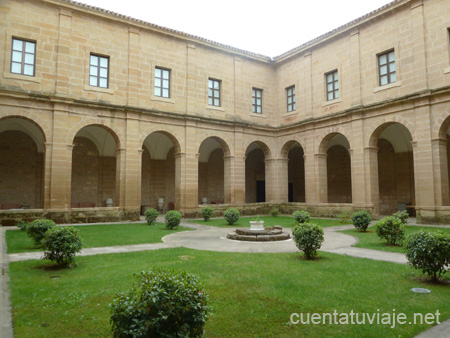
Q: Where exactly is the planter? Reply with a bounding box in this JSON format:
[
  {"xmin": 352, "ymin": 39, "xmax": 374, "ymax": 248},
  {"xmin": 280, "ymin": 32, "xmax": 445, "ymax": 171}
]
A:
[{"xmin": 249, "ymin": 221, "xmax": 264, "ymax": 231}]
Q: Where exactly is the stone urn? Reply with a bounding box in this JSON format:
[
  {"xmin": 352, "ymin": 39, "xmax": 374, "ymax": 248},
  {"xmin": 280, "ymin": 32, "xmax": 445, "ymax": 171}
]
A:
[
  {"xmin": 157, "ymin": 198, "xmax": 164, "ymax": 210},
  {"xmin": 249, "ymin": 221, "xmax": 264, "ymax": 231},
  {"xmin": 105, "ymin": 198, "xmax": 113, "ymax": 207}
]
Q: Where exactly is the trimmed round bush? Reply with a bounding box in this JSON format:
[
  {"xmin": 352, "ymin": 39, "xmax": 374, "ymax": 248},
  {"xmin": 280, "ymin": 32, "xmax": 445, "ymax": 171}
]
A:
[
  {"xmin": 110, "ymin": 268, "xmax": 210, "ymax": 338},
  {"xmin": 165, "ymin": 210, "xmax": 182, "ymax": 229},
  {"xmin": 202, "ymin": 206, "xmax": 213, "ymax": 222},
  {"xmin": 224, "ymin": 208, "xmax": 240, "ymax": 225},
  {"xmin": 144, "ymin": 208, "xmax": 159, "ymax": 225},
  {"xmin": 292, "ymin": 222, "xmax": 324, "ymax": 259},
  {"xmin": 374, "ymin": 216, "xmax": 405, "ymax": 245},
  {"xmin": 16, "ymin": 219, "xmax": 29, "ymax": 232},
  {"xmin": 26, "ymin": 219, "xmax": 56, "ymax": 246},
  {"xmin": 351, "ymin": 211, "xmax": 372, "ymax": 232},
  {"xmin": 392, "ymin": 210, "xmax": 409, "ymax": 224},
  {"xmin": 405, "ymin": 230, "xmax": 450, "ymax": 280},
  {"xmin": 270, "ymin": 208, "xmax": 280, "ymax": 217},
  {"xmin": 43, "ymin": 227, "xmax": 83, "ymax": 267},
  {"xmin": 292, "ymin": 210, "xmax": 310, "ymax": 224}
]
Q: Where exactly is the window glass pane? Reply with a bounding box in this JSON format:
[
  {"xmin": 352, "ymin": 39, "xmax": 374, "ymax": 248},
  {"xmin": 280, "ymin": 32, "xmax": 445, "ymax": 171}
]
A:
[
  {"xmin": 25, "ymin": 42, "xmax": 35, "ymax": 53},
  {"xmin": 155, "ymin": 87, "xmax": 161, "ymax": 96},
  {"xmin": 90, "ymin": 55, "xmax": 98, "ymax": 65},
  {"xmin": 99, "ymin": 78, "xmax": 108, "ymax": 88},
  {"xmin": 100, "ymin": 57, "xmax": 108, "ymax": 68},
  {"xmin": 257, "ymin": 106, "xmax": 261, "ymax": 113},
  {"xmin": 155, "ymin": 68, "xmax": 161, "ymax": 78},
  {"xmin": 90, "ymin": 66, "xmax": 98, "ymax": 76},
  {"xmin": 208, "ymin": 80, "xmax": 212, "ymax": 88},
  {"xmin": 99, "ymin": 68, "xmax": 108, "ymax": 78},
  {"xmin": 287, "ymin": 96, "xmax": 292, "ymax": 104},
  {"xmin": 208, "ymin": 97, "xmax": 213, "ymax": 105},
  {"xmin": 214, "ymin": 98, "xmax": 220, "ymax": 106},
  {"xmin": 293, "ymin": 103, "xmax": 296, "ymax": 110},
  {"xmin": 327, "ymin": 92, "xmax": 333, "ymax": 101},
  {"xmin": 214, "ymin": 89, "xmax": 219, "ymax": 97},
  {"xmin": 327, "ymin": 83, "xmax": 333, "ymax": 92},
  {"xmin": 12, "ymin": 51, "xmax": 22, "ymax": 62},
  {"xmin": 214, "ymin": 81, "xmax": 219, "ymax": 89},
  {"xmin": 12, "ymin": 39, "xmax": 23, "ymax": 51},
  {"xmin": 379, "ymin": 54, "xmax": 387, "ymax": 65},
  {"xmin": 335, "ymin": 90, "xmax": 339, "ymax": 99},
  {"xmin": 252, "ymin": 97, "xmax": 256, "ymax": 105},
  {"xmin": 390, "ymin": 73, "xmax": 396, "ymax": 83},
  {"xmin": 162, "ymin": 70, "xmax": 169, "ymax": 79},
  {"xmin": 390, "ymin": 62, "xmax": 396, "ymax": 72},
  {"xmin": 388, "ymin": 51, "xmax": 395, "ymax": 61},
  {"xmin": 334, "ymin": 81, "xmax": 339, "ymax": 90},
  {"xmin": 257, "ymin": 98, "xmax": 261, "ymax": 105},
  {"xmin": 155, "ymin": 78, "xmax": 161, "ymax": 87},
  {"xmin": 11, "ymin": 62, "xmax": 21, "ymax": 74},
  {"xmin": 24, "ymin": 53, "xmax": 34, "ymax": 65},
  {"xmin": 23, "ymin": 64, "xmax": 34, "ymax": 76},
  {"xmin": 379, "ymin": 65, "xmax": 387, "ymax": 76},
  {"xmin": 89, "ymin": 76, "xmax": 97, "ymax": 86},
  {"xmin": 163, "ymin": 89, "xmax": 169, "ymax": 97},
  {"xmin": 380, "ymin": 75, "xmax": 388, "ymax": 86},
  {"xmin": 163, "ymin": 79, "xmax": 169, "ymax": 89},
  {"xmin": 252, "ymin": 106, "xmax": 256, "ymax": 113},
  {"xmin": 326, "ymin": 74, "xmax": 333, "ymax": 83},
  {"xmin": 257, "ymin": 90, "xmax": 261, "ymax": 98}
]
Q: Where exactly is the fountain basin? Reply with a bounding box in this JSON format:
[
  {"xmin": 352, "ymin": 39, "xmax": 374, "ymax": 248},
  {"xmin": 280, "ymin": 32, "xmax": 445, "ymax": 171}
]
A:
[{"xmin": 227, "ymin": 226, "xmax": 290, "ymax": 242}]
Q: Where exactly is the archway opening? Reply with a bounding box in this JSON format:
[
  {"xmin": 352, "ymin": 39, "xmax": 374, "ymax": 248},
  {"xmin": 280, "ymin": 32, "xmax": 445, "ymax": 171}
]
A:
[
  {"xmin": 372, "ymin": 123, "xmax": 415, "ymax": 215},
  {"xmin": 141, "ymin": 132, "xmax": 178, "ymax": 213},
  {"xmin": 0, "ymin": 117, "xmax": 45, "ymax": 209},
  {"xmin": 285, "ymin": 142, "xmax": 305, "ymax": 202},
  {"xmin": 245, "ymin": 142, "xmax": 269, "ymax": 203},
  {"xmin": 198, "ymin": 137, "xmax": 228, "ymax": 205},
  {"xmin": 71, "ymin": 125, "xmax": 118, "ymax": 208}
]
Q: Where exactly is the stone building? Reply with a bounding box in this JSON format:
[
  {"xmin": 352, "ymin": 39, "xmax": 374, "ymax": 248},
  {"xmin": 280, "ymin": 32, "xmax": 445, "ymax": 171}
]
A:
[{"xmin": 0, "ymin": 0, "xmax": 450, "ymax": 224}]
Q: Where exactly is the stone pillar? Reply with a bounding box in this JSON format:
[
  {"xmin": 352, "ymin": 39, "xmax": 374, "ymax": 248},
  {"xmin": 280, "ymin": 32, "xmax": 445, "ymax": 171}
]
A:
[
  {"xmin": 315, "ymin": 153, "xmax": 328, "ymax": 203},
  {"xmin": 277, "ymin": 158, "xmax": 289, "ymax": 203},
  {"xmin": 349, "ymin": 29, "xmax": 362, "ymax": 107},
  {"xmin": 123, "ymin": 113, "xmax": 141, "ymax": 211},
  {"xmin": 186, "ymin": 44, "xmax": 197, "ymax": 115},
  {"xmin": 233, "ymin": 127, "xmax": 246, "ymax": 204},
  {"xmin": 127, "ymin": 27, "xmax": 140, "ymax": 107},
  {"xmin": 55, "ymin": 9, "xmax": 72, "ymax": 96},
  {"xmin": 224, "ymin": 155, "xmax": 234, "ymax": 204},
  {"xmin": 184, "ymin": 122, "xmax": 198, "ymax": 210},
  {"xmin": 432, "ymin": 138, "xmax": 449, "ymax": 207},
  {"xmin": 364, "ymin": 146, "xmax": 380, "ymax": 215},
  {"xmin": 410, "ymin": 0, "xmax": 428, "ymax": 91},
  {"xmin": 265, "ymin": 159, "xmax": 278, "ymax": 202},
  {"xmin": 174, "ymin": 152, "xmax": 186, "ymax": 210},
  {"xmin": 350, "ymin": 147, "xmax": 368, "ymax": 207},
  {"xmin": 304, "ymin": 131, "xmax": 316, "ymax": 203},
  {"xmin": 303, "ymin": 51, "xmax": 313, "ymax": 119},
  {"xmin": 115, "ymin": 148, "xmax": 126, "ymax": 208}
]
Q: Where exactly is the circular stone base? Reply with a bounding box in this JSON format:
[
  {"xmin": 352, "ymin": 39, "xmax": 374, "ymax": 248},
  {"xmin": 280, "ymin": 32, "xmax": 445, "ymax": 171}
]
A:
[{"xmin": 227, "ymin": 226, "xmax": 290, "ymax": 242}]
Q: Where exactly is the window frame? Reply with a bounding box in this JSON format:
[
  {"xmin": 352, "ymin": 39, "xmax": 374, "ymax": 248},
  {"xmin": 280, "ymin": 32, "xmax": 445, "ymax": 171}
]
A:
[
  {"xmin": 10, "ymin": 37, "xmax": 36, "ymax": 77},
  {"xmin": 378, "ymin": 50, "xmax": 396, "ymax": 86},
  {"xmin": 325, "ymin": 70, "xmax": 339, "ymax": 101},
  {"xmin": 208, "ymin": 78, "xmax": 221, "ymax": 107},
  {"xmin": 286, "ymin": 85, "xmax": 296, "ymax": 112},
  {"xmin": 89, "ymin": 53, "xmax": 109, "ymax": 89},
  {"xmin": 252, "ymin": 88, "xmax": 263, "ymax": 114},
  {"xmin": 154, "ymin": 67, "xmax": 171, "ymax": 98}
]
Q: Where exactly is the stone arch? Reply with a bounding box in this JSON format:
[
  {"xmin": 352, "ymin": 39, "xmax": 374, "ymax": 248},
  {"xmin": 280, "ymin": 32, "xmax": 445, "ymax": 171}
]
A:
[
  {"xmin": 195, "ymin": 132, "xmax": 233, "ymax": 158},
  {"xmin": 369, "ymin": 122, "xmax": 415, "ymax": 215},
  {"xmin": 366, "ymin": 116, "xmax": 416, "ymax": 149},
  {"xmin": 0, "ymin": 116, "xmax": 46, "ymax": 209},
  {"xmin": 139, "ymin": 129, "xmax": 182, "ymax": 156},
  {"xmin": 69, "ymin": 119, "xmax": 124, "ymax": 150}
]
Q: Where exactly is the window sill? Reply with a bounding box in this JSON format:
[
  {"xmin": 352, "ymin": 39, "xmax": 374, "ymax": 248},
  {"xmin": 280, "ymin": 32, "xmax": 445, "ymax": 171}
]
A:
[
  {"xmin": 373, "ymin": 81, "xmax": 402, "ymax": 93},
  {"xmin": 444, "ymin": 67, "xmax": 450, "ymax": 74},
  {"xmin": 3, "ymin": 72, "xmax": 41, "ymax": 83},
  {"xmin": 83, "ymin": 84, "xmax": 114, "ymax": 95},
  {"xmin": 249, "ymin": 113, "xmax": 266, "ymax": 118},
  {"xmin": 151, "ymin": 96, "xmax": 175, "ymax": 104},
  {"xmin": 322, "ymin": 98, "xmax": 342, "ymax": 107},
  {"xmin": 205, "ymin": 105, "xmax": 225, "ymax": 112}
]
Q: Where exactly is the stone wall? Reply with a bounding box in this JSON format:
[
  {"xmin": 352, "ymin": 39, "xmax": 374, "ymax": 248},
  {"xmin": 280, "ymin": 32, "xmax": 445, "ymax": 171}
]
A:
[{"xmin": 327, "ymin": 145, "xmax": 352, "ymax": 203}]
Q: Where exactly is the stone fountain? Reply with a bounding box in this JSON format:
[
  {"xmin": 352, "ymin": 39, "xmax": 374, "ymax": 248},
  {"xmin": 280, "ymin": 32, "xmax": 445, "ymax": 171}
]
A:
[{"xmin": 227, "ymin": 222, "xmax": 290, "ymax": 242}]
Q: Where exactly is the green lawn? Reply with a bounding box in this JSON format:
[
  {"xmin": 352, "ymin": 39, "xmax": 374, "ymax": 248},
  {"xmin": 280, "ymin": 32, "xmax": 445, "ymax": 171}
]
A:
[
  {"xmin": 5, "ymin": 222, "xmax": 190, "ymax": 254},
  {"xmin": 9, "ymin": 248, "xmax": 450, "ymax": 338},
  {"xmin": 341, "ymin": 226, "xmax": 450, "ymax": 253},
  {"xmin": 189, "ymin": 216, "xmax": 348, "ymax": 228}
]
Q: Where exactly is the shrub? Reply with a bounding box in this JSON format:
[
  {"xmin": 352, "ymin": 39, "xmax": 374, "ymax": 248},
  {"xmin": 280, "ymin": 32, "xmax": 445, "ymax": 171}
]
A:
[
  {"xmin": 292, "ymin": 223, "xmax": 324, "ymax": 259},
  {"xmin": 201, "ymin": 206, "xmax": 214, "ymax": 222},
  {"xmin": 165, "ymin": 210, "xmax": 182, "ymax": 229},
  {"xmin": 405, "ymin": 230, "xmax": 450, "ymax": 280},
  {"xmin": 270, "ymin": 208, "xmax": 280, "ymax": 217},
  {"xmin": 43, "ymin": 227, "xmax": 83, "ymax": 267},
  {"xmin": 292, "ymin": 210, "xmax": 310, "ymax": 224},
  {"xmin": 337, "ymin": 211, "xmax": 351, "ymax": 224},
  {"xmin": 351, "ymin": 211, "xmax": 372, "ymax": 232},
  {"xmin": 393, "ymin": 210, "xmax": 409, "ymax": 224},
  {"xmin": 224, "ymin": 208, "xmax": 240, "ymax": 225},
  {"xmin": 110, "ymin": 268, "xmax": 210, "ymax": 338},
  {"xmin": 374, "ymin": 216, "xmax": 405, "ymax": 245},
  {"xmin": 144, "ymin": 208, "xmax": 159, "ymax": 225},
  {"xmin": 16, "ymin": 219, "xmax": 29, "ymax": 232},
  {"xmin": 26, "ymin": 219, "xmax": 56, "ymax": 247}
]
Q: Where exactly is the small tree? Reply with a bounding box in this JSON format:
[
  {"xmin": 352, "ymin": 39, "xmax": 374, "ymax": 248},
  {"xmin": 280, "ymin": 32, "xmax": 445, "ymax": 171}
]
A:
[
  {"xmin": 405, "ymin": 230, "xmax": 450, "ymax": 280},
  {"xmin": 26, "ymin": 219, "xmax": 56, "ymax": 247},
  {"xmin": 224, "ymin": 208, "xmax": 240, "ymax": 225},
  {"xmin": 292, "ymin": 210, "xmax": 310, "ymax": 224},
  {"xmin": 292, "ymin": 223, "xmax": 324, "ymax": 259},
  {"xmin": 43, "ymin": 227, "xmax": 83, "ymax": 267},
  {"xmin": 110, "ymin": 268, "xmax": 210, "ymax": 338},
  {"xmin": 374, "ymin": 216, "xmax": 405, "ymax": 245},
  {"xmin": 144, "ymin": 208, "xmax": 159, "ymax": 225},
  {"xmin": 201, "ymin": 207, "xmax": 213, "ymax": 222},
  {"xmin": 392, "ymin": 210, "xmax": 409, "ymax": 224},
  {"xmin": 270, "ymin": 208, "xmax": 280, "ymax": 217},
  {"xmin": 165, "ymin": 210, "xmax": 182, "ymax": 229},
  {"xmin": 351, "ymin": 211, "xmax": 372, "ymax": 232}
]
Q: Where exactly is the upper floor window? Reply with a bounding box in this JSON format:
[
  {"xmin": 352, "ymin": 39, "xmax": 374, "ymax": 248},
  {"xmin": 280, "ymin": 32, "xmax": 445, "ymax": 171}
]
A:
[
  {"xmin": 155, "ymin": 67, "xmax": 170, "ymax": 98},
  {"xmin": 89, "ymin": 54, "xmax": 109, "ymax": 88},
  {"xmin": 326, "ymin": 70, "xmax": 339, "ymax": 101},
  {"xmin": 11, "ymin": 38, "xmax": 36, "ymax": 76},
  {"xmin": 208, "ymin": 78, "xmax": 221, "ymax": 107},
  {"xmin": 378, "ymin": 50, "xmax": 396, "ymax": 86},
  {"xmin": 252, "ymin": 88, "xmax": 262, "ymax": 114},
  {"xmin": 286, "ymin": 85, "xmax": 296, "ymax": 112}
]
